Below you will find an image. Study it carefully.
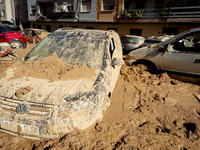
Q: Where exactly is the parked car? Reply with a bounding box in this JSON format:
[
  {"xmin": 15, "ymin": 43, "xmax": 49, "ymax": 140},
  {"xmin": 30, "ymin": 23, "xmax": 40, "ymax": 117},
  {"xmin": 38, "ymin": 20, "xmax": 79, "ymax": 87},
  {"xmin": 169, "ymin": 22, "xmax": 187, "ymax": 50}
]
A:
[
  {"xmin": 125, "ymin": 28, "xmax": 200, "ymax": 84},
  {"xmin": 0, "ymin": 29, "xmax": 123, "ymax": 139},
  {"xmin": 121, "ymin": 35, "xmax": 145, "ymax": 55},
  {"xmin": 24, "ymin": 28, "xmax": 49, "ymax": 43},
  {"xmin": 0, "ymin": 24, "xmax": 27, "ymax": 49},
  {"xmin": 142, "ymin": 34, "xmax": 174, "ymax": 47}
]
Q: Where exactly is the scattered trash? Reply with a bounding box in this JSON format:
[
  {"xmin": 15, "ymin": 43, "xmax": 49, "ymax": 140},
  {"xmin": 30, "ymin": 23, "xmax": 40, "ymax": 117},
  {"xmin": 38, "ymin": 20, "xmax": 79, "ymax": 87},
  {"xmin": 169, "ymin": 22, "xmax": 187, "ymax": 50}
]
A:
[{"xmin": 0, "ymin": 42, "xmax": 18, "ymax": 60}]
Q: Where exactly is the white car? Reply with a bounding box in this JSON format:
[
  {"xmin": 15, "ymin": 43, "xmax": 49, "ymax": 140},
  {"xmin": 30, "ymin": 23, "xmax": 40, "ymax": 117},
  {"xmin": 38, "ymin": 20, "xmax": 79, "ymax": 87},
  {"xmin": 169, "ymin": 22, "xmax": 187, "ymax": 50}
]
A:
[{"xmin": 125, "ymin": 28, "xmax": 200, "ymax": 84}]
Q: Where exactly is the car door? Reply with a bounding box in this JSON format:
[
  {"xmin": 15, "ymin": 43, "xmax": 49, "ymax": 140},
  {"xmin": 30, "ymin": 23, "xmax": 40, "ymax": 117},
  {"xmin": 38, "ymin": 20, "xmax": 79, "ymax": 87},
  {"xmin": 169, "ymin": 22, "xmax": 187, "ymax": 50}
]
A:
[
  {"xmin": 24, "ymin": 30, "xmax": 32, "ymax": 43},
  {"xmin": 160, "ymin": 31, "xmax": 200, "ymax": 77}
]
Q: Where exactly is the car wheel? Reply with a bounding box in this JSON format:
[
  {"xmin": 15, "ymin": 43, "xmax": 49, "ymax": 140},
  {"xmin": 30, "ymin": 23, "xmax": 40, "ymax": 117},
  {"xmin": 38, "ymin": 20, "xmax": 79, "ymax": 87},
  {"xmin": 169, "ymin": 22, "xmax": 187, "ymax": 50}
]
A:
[
  {"xmin": 9, "ymin": 40, "xmax": 24, "ymax": 49},
  {"xmin": 136, "ymin": 63, "xmax": 157, "ymax": 74}
]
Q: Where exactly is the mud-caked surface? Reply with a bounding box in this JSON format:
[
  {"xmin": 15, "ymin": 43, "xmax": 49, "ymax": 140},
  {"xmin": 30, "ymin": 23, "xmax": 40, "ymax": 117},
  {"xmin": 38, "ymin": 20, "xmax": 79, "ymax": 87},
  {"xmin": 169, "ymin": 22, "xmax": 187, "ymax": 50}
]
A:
[{"xmin": 0, "ymin": 44, "xmax": 200, "ymax": 149}]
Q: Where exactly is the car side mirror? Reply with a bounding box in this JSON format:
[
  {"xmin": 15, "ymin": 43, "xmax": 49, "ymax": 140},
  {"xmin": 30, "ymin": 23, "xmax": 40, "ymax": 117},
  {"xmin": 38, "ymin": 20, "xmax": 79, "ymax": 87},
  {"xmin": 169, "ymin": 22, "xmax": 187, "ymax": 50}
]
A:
[
  {"xmin": 111, "ymin": 58, "xmax": 124, "ymax": 66},
  {"xmin": 158, "ymin": 46, "xmax": 167, "ymax": 52}
]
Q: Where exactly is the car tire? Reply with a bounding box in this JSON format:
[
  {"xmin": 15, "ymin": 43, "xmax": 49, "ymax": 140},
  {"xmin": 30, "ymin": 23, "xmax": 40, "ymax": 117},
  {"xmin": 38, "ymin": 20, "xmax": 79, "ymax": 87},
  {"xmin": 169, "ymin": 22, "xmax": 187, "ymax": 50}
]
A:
[
  {"xmin": 9, "ymin": 40, "xmax": 24, "ymax": 49},
  {"xmin": 136, "ymin": 63, "xmax": 157, "ymax": 74}
]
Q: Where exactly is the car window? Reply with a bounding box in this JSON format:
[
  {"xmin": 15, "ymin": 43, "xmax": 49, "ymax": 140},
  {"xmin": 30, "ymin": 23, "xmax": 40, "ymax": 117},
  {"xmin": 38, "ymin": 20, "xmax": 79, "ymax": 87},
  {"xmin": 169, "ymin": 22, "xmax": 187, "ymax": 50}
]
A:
[
  {"xmin": 32, "ymin": 31, "xmax": 37, "ymax": 36},
  {"xmin": 36, "ymin": 30, "xmax": 48, "ymax": 35},
  {"xmin": 121, "ymin": 36, "xmax": 126, "ymax": 43},
  {"xmin": 25, "ymin": 31, "xmax": 108, "ymax": 69},
  {"xmin": 0, "ymin": 26, "xmax": 8, "ymax": 33},
  {"xmin": 25, "ymin": 30, "xmax": 30, "ymax": 35},
  {"xmin": 169, "ymin": 32, "xmax": 200, "ymax": 53},
  {"xmin": 110, "ymin": 38, "xmax": 115, "ymax": 58}
]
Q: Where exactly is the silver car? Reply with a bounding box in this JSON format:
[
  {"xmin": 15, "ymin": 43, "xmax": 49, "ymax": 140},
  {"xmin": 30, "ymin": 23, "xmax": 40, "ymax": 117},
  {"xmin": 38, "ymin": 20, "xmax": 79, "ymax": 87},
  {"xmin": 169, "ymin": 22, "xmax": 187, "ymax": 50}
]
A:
[
  {"xmin": 125, "ymin": 28, "xmax": 200, "ymax": 84},
  {"xmin": 121, "ymin": 35, "xmax": 145, "ymax": 55}
]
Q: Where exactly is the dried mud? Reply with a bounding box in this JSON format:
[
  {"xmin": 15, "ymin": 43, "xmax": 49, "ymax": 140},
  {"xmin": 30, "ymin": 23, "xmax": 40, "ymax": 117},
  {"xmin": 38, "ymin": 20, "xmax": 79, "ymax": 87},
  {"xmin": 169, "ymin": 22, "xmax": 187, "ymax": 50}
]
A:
[
  {"xmin": 0, "ymin": 44, "xmax": 200, "ymax": 150},
  {"xmin": 9, "ymin": 54, "xmax": 96, "ymax": 81}
]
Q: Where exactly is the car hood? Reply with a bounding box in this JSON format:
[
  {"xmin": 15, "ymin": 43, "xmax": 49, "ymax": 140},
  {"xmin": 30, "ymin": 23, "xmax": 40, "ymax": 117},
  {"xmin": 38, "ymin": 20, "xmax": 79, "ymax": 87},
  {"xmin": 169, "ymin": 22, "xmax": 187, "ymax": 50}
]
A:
[
  {"xmin": 127, "ymin": 44, "xmax": 161, "ymax": 59},
  {"xmin": 0, "ymin": 59, "xmax": 100, "ymax": 105}
]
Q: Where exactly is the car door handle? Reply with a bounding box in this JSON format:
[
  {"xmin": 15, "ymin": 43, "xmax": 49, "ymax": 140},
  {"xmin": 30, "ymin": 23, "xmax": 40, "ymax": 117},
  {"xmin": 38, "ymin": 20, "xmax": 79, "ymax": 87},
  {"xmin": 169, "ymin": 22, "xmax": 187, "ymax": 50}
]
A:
[{"xmin": 194, "ymin": 59, "xmax": 200, "ymax": 63}]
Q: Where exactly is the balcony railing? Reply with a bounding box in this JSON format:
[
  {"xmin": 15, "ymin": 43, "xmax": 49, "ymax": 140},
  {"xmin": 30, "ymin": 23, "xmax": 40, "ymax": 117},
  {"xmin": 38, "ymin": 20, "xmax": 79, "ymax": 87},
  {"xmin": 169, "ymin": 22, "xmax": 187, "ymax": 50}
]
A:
[
  {"xmin": 120, "ymin": 5, "xmax": 200, "ymax": 20},
  {"xmin": 43, "ymin": 12, "xmax": 75, "ymax": 20}
]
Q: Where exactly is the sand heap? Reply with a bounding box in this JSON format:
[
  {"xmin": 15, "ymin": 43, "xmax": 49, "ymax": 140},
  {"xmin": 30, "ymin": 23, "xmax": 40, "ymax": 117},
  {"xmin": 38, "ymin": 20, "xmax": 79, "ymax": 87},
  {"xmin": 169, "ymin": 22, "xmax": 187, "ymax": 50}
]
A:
[{"xmin": 3, "ymin": 54, "xmax": 96, "ymax": 81}]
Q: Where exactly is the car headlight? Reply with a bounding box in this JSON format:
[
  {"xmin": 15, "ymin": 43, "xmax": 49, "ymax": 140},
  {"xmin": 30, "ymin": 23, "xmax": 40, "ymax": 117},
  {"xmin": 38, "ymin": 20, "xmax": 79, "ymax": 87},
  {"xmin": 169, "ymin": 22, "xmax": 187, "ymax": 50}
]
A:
[{"xmin": 58, "ymin": 92, "xmax": 96, "ymax": 117}]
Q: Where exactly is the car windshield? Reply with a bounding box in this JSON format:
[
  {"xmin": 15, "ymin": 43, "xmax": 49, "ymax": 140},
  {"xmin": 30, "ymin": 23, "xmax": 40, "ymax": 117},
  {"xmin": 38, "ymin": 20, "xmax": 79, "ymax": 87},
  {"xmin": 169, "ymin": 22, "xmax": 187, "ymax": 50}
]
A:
[
  {"xmin": 36, "ymin": 30, "xmax": 48, "ymax": 35},
  {"xmin": 127, "ymin": 37, "xmax": 144, "ymax": 44},
  {"xmin": 157, "ymin": 30, "xmax": 190, "ymax": 47},
  {"xmin": 24, "ymin": 31, "xmax": 108, "ymax": 69}
]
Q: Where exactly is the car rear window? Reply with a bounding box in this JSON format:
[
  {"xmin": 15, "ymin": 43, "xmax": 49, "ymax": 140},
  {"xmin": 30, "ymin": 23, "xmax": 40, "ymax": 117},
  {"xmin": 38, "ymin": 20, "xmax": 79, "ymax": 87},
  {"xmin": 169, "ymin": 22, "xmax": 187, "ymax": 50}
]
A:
[
  {"xmin": 127, "ymin": 37, "xmax": 144, "ymax": 44},
  {"xmin": 0, "ymin": 25, "xmax": 19, "ymax": 33}
]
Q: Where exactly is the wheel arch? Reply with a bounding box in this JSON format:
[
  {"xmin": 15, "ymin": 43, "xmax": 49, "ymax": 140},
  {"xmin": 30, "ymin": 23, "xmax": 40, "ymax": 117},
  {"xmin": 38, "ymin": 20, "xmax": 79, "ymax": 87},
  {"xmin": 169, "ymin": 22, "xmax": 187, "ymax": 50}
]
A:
[
  {"xmin": 8, "ymin": 39, "xmax": 25, "ymax": 48},
  {"xmin": 131, "ymin": 59, "xmax": 158, "ymax": 73}
]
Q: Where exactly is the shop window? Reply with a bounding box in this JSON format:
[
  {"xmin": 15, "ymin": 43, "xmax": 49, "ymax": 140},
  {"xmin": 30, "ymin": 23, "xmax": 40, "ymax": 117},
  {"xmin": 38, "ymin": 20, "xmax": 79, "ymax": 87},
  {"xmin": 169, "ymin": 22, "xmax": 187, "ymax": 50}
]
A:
[
  {"xmin": 86, "ymin": 27, "xmax": 94, "ymax": 29},
  {"xmin": 59, "ymin": 25, "xmax": 63, "ymax": 28},
  {"xmin": 81, "ymin": 0, "xmax": 91, "ymax": 12},
  {"xmin": 37, "ymin": 25, "xmax": 41, "ymax": 29},
  {"xmin": 32, "ymin": 23, "xmax": 36, "ymax": 28},
  {"xmin": 103, "ymin": 0, "xmax": 115, "ymax": 10},
  {"xmin": 130, "ymin": 29, "xmax": 142, "ymax": 36},
  {"xmin": 162, "ymin": 27, "xmax": 179, "ymax": 35}
]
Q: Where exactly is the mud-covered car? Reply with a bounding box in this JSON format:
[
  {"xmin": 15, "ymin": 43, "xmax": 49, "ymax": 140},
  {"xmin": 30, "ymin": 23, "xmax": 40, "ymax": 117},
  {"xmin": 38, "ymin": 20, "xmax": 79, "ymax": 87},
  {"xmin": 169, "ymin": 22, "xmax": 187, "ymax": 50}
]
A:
[
  {"xmin": 121, "ymin": 35, "xmax": 145, "ymax": 55},
  {"xmin": 24, "ymin": 28, "xmax": 49, "ymax": 44},
  {"xmin": 0, "ymin": 29, "xmax": 123, "ymax": 139},
  {"xmin": 125, "ymin": 28, "xmax": 200, "ymax": 84},
  {"xmin": 0, "ymin": 24, "xmax": 27, "ymax": 49}
]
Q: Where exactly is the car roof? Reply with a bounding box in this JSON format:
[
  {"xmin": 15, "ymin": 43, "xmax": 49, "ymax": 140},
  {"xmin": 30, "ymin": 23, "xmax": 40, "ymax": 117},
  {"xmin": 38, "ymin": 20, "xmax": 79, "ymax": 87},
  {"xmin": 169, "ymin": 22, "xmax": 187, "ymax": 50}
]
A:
[
  {"xmin": 55, "ymin": 28, "xmax": 116, "ymax": 37},
  {"xmin": 24, "ymin": 28, "xmax": 47, "ymax": 31},
  {"xmin": 0, "ymin": 24, "xmax": 18, "ymax": 28},
  {"xmin": 123, "ymin": 35, "xmax": 144, "ymax": 38}
]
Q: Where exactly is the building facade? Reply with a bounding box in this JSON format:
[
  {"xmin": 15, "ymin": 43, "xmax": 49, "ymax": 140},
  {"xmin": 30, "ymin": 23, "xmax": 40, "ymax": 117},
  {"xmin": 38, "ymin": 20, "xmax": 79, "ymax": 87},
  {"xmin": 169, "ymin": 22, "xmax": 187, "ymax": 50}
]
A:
[
  {"xmin": 26, "ymin": 0, "xmax": 200, "ymax": 37},
  {"xmin": 0, "ymin": 0, "xmax": 15, "ymax": 24}
]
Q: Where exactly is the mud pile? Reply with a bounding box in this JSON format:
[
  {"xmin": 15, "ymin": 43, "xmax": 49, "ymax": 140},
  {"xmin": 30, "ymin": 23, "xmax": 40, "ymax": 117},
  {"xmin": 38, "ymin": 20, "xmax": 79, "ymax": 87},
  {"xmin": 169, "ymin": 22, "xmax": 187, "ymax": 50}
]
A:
[
  {"xmin": 8, "ymin": 54, "xmax": 96, "ymax": 81},
  {"xmin": 0, "ymin": 63, "xmax": 199, "ymax": 150}
]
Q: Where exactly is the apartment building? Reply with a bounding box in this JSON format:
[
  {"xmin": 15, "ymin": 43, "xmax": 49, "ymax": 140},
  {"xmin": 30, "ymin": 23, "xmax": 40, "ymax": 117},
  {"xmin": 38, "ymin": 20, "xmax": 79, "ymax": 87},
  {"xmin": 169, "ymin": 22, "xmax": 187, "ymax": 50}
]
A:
[
  {"xmin": 28, "ymin": 0, "xmax": 99, "ymax": 32},
  {"xmin": 14, "ymin": 0, "xmax": 29, "ymax": 28},
  {"xmin": 0, "ymin": 0, "xmax": 29, "ymax": 28},
  {"xmin": 0, "ymin": 0, "xmax": 15, "ymax": 24},
  {"xmin": 27, "ymin": 0, "xmax": 200, "ymax": 37},
  {"xmin": 97, "ymin": 0, "xmax": 200, "ymax": 37}
]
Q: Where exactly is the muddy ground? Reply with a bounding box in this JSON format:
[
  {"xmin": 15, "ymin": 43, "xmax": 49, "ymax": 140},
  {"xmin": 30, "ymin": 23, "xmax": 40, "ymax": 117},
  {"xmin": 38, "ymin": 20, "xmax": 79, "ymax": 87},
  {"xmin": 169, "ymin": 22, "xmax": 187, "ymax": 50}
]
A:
[{"xmin": 0, "ymin": 44, "xmax": 200, "ymax": 150}]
